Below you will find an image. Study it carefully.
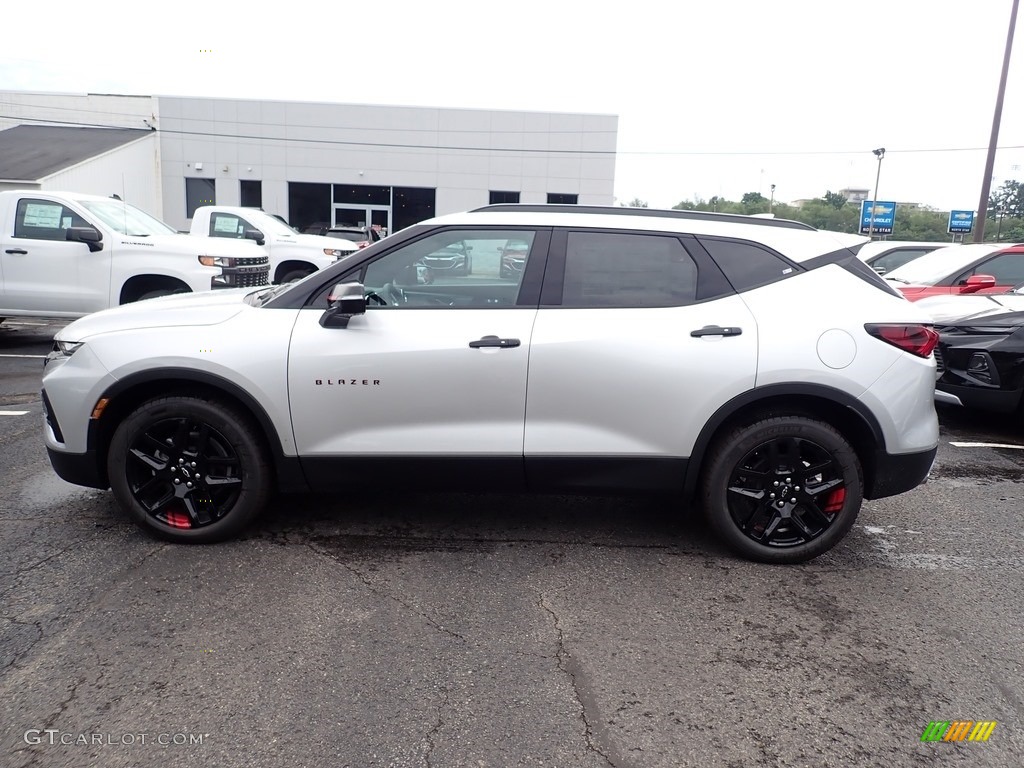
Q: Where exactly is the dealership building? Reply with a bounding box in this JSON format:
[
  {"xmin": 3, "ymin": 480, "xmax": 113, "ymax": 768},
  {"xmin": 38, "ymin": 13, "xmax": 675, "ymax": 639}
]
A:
[{"xmin": 0, "ymin": 91, "xmax": 618, "ymax": 234}]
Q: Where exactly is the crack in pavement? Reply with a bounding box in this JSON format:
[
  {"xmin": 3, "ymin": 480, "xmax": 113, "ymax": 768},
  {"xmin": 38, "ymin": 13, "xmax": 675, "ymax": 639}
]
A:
[
  {"xmin": 10, "ymin": 673, "xmax": 87, "ymax": 768},
  {"xmin": 303, "ymin": 540, "xmax": 468, "ymax": 643},
  {"xmin": 1, "ymin": 616, "xmax": 44, "ymax": 672},
  {"xmin": 538, "ymin": 593, "xmax": 631, "ymax": 768},
  {"xmin": 423, "ymin": 685, "xmax": 451, "ymax": 768}
]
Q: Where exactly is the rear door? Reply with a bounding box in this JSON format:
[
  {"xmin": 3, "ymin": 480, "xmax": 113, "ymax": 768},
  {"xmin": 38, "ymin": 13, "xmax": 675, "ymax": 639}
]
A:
[{"xmin": 523, "ymin": 228, "xmax": 758, "ymax": 490}]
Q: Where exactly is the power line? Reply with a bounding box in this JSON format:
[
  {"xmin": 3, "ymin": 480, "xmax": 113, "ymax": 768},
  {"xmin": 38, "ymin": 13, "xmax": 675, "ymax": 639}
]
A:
[{"xmin": 2, "ymin": 112, "xmax": 1023, "ymax": 157}]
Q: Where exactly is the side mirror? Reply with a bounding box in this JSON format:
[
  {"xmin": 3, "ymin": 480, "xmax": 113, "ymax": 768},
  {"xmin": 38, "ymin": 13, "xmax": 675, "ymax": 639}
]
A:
[
  {"xmin": 961, "ymin": 274, "xmax": 997, "ymax": 293},
  {"xmin": 244, "ymin": 228, "xmax": 265, "ymax": 246},
  {"xmin": 66, "ymin": 226, "xmax": 103, "ymax": 252},
  {"xmin": 319, "ymin": 282, "xmax": 367, "ymax": 328}
]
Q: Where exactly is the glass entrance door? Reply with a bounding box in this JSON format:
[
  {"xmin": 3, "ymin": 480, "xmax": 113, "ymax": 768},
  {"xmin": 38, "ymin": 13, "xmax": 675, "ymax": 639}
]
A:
[{"xmin": 333, "ymin": 205, "xmax": 391, "ymax": 236}]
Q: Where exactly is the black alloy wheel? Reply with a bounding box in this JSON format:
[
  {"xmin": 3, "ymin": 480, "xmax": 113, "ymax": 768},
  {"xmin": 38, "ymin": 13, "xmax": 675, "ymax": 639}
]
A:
[
  {"xmin": 109, "ymin": 396, "xmax": 271, "ymax": 543},
  {"xmin": 702, "ymin": 416, "xmax": 863, "ymax": 564}
]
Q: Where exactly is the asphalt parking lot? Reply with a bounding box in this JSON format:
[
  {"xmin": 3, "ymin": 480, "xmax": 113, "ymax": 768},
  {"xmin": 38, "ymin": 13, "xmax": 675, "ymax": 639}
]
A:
[{"xmin": 1, "ymin": 318, "xmax": 1022, "ymax": 768}]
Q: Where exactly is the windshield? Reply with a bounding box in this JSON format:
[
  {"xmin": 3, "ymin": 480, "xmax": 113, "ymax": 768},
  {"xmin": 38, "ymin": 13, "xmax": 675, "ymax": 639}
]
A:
[
  {"xmin": 884, "ymin": 244, "xmax": 999, "ymax": 285},
  {"xmin": 79, "ymin": 200, "xmax": 177, "ymax": 236},
  {"xmin": 250, "ymin": 212, "xmax": 299, "ymax": 237}
]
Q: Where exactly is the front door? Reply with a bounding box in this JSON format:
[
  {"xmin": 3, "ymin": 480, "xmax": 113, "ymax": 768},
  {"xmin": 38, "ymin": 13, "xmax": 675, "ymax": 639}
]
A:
[
  {"xmin": 287, "ymin": 227, "xmax": 547, "ymax": 486},
  {"xmin": 0, "ymin": 196, "xmax": 111, "ymax": 315},
  {"xmin": 333, "ymin": 205, "xmax": 391, "ymax": 236}
]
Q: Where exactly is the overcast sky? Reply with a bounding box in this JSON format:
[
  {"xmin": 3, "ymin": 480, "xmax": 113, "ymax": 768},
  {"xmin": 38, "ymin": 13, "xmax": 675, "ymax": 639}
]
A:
[{"xmin": 1, "ymin": 0, "xmax": 1022, "ymax": 212}]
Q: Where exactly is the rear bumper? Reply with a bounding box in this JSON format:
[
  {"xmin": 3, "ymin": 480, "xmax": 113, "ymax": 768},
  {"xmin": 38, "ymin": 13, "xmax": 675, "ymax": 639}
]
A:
[
  {"xmin": 865, "ymin": 445, "xmax": 937, "ymax": 499},
  {"xmin": 936, "ymin": 381, "xmax": 1021, "ymax": 414}
]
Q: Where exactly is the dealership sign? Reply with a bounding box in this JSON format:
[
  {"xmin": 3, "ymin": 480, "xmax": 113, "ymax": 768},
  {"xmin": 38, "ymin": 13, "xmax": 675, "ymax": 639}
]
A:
[
  {"xmin": 948, "ymin": 210, "xmax": 975, "ymax": 234},
  {"xmin": 860, "ymin": 200, "xmax": 896, "ymax": 234}
]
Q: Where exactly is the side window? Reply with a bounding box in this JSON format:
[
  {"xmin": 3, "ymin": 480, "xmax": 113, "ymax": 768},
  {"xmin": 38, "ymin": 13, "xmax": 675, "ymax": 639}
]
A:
[
  {"xmin": 14, "ymin": 199, "xmax": 89, "ymax": 241},
  {"xmin": 360, "ymin": 229, "xmax": 537, "ymax": 308},
  {"xmin": 561, "ymin": 232, "xmax": 697, "ymax": 308},
  {"xmin": 871, "ymin": 248, "xmax": 933, "ymax": 275},
  {"xmin": 699, "ymin": 237, "xmax": 795, "ymax": 292},
  {"xmin": 209, "ymin": 213, "xmax": 248, "ymax": 238},
  {"xmin": 958, "ymin": 253, "xmax": 1024, "ymax": 285}
]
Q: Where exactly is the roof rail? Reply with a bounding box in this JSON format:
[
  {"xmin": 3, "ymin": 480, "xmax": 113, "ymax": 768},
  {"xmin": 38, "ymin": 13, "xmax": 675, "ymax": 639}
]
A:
[{"xmin": 470, "ymin": 204, "xmax": 817, "ymax": 231}]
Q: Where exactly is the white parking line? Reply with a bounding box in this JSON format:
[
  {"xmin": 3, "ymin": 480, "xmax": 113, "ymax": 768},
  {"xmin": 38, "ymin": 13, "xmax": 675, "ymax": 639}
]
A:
[
  {"xmin": 0, "ymin": 410, "xmax": 30, "ymax": 416},
  {"xmin": 0, "ymin": 354, "xmax": 46, "ymax": 359},
  {"xmin": 950, "ymin": 441, "xmax": 1024, "ymax": 450}
]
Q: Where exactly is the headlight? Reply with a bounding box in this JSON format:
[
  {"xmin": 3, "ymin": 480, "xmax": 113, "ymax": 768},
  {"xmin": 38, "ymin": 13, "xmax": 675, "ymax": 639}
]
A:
[
  {"xmin": 198, "ymin": 255, "xmax": 238, "ymax": 267},
  {"xmin": 54, "ymin": 340, "xmax": 84, "ymax": 356},
  {"xmin": 323, "ymin": 248, "xmax": 345, "ymax": 258},
  {"xmin": 46, "ymin": 340, "xmax": 84, "ymax": 367}
]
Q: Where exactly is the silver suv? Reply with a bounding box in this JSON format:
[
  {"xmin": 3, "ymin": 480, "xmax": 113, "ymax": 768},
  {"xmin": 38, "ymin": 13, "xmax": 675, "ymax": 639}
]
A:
[{"xmin": 42, "ymin": 205, "xmax": 940, "ymax": 563}]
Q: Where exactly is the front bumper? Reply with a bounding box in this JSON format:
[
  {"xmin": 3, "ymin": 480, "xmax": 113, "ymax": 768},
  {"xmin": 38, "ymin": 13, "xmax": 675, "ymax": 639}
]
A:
[
  {"xmin": 46, "ymin": 447, "xmax": 108, "ymax": 489},
  {"xmin": 214, "ymin": 259, "xmax": 270, "ymax": 289}
]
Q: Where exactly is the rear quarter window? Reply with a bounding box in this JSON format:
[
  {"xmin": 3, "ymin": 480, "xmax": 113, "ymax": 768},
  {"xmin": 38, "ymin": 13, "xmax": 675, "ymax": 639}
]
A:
[{"xmin": 698, "ymin": 237, "xmax": 798, "ymax": 292}]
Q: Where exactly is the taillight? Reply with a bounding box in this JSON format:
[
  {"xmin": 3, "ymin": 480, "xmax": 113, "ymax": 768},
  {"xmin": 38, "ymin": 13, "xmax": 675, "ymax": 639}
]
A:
[{"xmin": 864, "ymin": 324, "xmax": 939, "ymax": 358}]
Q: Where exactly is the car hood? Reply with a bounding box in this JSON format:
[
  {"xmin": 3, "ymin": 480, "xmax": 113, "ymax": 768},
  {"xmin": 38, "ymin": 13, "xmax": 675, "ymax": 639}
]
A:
[
  {"xmin": 57, "ymin": 288, "xmax": 257, "ymax": 341},
  {"xmin": 272, "ymin": 233, "xmax": 358, "ymax": 252},
  {"xmin": 917, "ymin": 294, "xmax": 1024, "ymax": 323},
  {"xmin": 132, "ymin": 234, "xmax": 267, "ymax": 257}
]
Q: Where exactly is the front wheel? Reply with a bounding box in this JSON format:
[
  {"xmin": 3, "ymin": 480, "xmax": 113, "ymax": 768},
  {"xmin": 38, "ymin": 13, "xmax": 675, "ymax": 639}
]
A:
[
  {"xmin": 279, "ymin": 268, "xmax": 315, "ymax": 284},
  {"xmin": 107, "ymin": 396, "xmax": 272, "ymax": 543},
  {"xmin": 701, "ymin": 416, "xmax": 863, "ymax": 564}
]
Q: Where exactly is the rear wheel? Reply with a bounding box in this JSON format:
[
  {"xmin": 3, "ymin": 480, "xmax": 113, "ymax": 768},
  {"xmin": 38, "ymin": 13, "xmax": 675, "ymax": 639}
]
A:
[
  {"xmin": 279, "ymin": 268, "xmax": 315, "ymax": 284},
  {"xmin": 108, "ymin": 396, "xmax": 272, "ymax": 543},
  {"xmin": 701, "ymin": 416, "xmax": 863, "ymax": 564}
]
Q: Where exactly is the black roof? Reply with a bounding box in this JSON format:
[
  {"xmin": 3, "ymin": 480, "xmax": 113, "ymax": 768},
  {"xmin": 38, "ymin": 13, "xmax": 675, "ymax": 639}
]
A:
[{"xmin": 0, "ymin": 125, "xmax": 151, "ymax": 182}]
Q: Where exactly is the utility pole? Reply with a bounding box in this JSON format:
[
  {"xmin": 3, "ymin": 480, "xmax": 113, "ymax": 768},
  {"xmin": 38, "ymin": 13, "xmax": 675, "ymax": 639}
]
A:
[
  {"xmin": 867, "ymin": 148, "xmax": 885, "ymax": 240},
  {"xmin": 974, "ymin": 0, "xmax": 1019, "ymax": 242}
]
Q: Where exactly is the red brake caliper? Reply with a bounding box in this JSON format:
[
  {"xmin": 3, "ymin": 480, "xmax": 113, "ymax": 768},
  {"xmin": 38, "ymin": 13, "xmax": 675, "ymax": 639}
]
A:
[
  {"xmin": 823, "ymin": 487, "xmax": 846, "ymax": 514},
  {"xmin": 165, "ymin": 509, "xmax": 192, "ymax": 529}
]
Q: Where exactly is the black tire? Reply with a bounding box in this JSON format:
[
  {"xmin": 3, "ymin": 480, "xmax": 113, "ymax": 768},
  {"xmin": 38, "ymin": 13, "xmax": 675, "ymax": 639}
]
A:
[
  {"xmin": 700, "ymin": 416, "xmax": 863, "ymax": 564},
  {"xmin": 279, "ymin": 268, "xmax": 315, "ymax": 284},
  {"xmin": 107, "ymin": 396, "xmax": 272, "ymax": 543}
]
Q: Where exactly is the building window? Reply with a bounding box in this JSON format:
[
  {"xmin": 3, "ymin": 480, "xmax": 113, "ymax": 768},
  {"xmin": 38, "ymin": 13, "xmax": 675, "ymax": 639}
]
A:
[
  {"xmin": 288, "ymin": 182, "xmax": 331, "ymax": 234},
  {"xmin": 392, "ymin": 187, "xmax": 436, "ymax": 232},
  {"xmin": 547, "ymin": 193, "xmax": 578, "ymax": 204},
  {"xmin": 334, "ymin": 184, "xmax": 391, "ymax": 206},
  {"xmin": 185, "ymin": 178, "xmax": 216, "ymax": 218},
  {"xmin": 240, "ymin": 180, "xmax": 262, "ymax": 208},
  {"xmin": 489, "ymin": 190, "xmax": 520, "ymax": 204}
]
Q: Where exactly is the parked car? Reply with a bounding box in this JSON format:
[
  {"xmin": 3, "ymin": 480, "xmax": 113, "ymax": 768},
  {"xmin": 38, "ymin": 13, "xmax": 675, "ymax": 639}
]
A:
[
  {"xmin": 932, "ymin": 304, "xmax": 1024, "ymax": 415},
  {"xmin": 41, "ymin": 204, "xmax": 939, "ymax": 564},
  {"xmin": 855, "ymin": 240, "xmax": 946, "ymax": 276},
  {"xmin": 325, "ymin": 226, "xmax": 383, "ymax": 249},
  {"xmin": 884, "ymin": 243, "xmax": 1024, "ymax": 300},
  {"xmin": 499, "ymin": 238, "xmax": 529, "ymax": 278},
  {"xmin": 0, "ymin": 190, "xmax": 269, "ymax": 320},
  {"xmin": 190, "ymin": 207, "xmax": 357, "ymax": 284},
  {"xmin": 420, "ymin": 239, "xmax": 472, "ymax": 275},
  {"xmin": 916, "ymin": 285, "xmax": 1024, "ymax": 324}
]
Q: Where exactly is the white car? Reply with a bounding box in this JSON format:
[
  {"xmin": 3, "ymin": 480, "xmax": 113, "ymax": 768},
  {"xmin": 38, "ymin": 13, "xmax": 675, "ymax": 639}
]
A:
[
  {"xmin": 189, "ymin": 206, "xmax": 358, "ymax": 284},
  {"xmin": 42, "ymin": 205, "xmax": 940, "ymax": 564},
  {"xmin": 855, "ymin": 240, "xmax": 946, "ymax": 276}
]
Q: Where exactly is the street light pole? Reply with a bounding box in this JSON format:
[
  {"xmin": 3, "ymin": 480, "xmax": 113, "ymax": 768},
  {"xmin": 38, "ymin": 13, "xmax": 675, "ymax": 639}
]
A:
[
  {"xmin": 867, "ymin": 148, "xmax": 886, "ymax": 240},
  {"xmin": 770, "ymin": 184, "xmax": 776, "ymax": 213},
  {"xmin": 974, "ymin": 0, "xmax": 1019, "ymax": 242}
]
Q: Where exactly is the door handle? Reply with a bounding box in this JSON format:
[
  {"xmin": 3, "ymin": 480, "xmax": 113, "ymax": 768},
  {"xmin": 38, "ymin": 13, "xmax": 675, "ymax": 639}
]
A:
[
  {"xmin": 690, "ymin": 325, "xmax": 743, "ymax": 337},
  {"xmin": 469, "ymin": 335, "xmax": 521, "ymax": 349},
  {"xmin": 5, "ymin": 248, "xmax": 27, "ymax": 255}
]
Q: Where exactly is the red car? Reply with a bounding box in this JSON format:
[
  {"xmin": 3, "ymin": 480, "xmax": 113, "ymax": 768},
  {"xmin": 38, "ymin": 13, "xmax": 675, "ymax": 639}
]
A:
[{"xmin": 884, "ymin": 243, "xmax": 1024, "ymax": 301}]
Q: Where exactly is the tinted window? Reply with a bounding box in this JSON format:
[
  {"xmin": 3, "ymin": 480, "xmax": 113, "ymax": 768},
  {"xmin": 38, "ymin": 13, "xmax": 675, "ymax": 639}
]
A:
[
  {"xmin": 697, "ymin": 238, "xmax": 795, "ymax": 292},
  {"xmin": 240, "ymin": 180, "xmax": 262, "ymax": 208},
  {"xmin": 869, "ymin": 248, "xmax": 935, "ymax": 275},
  {"xmin": 562, "ymin": 232, "xmax": 698, "ymax": 308},
  {"xmin": 959, "ymin": 253, "xmax": 1024, "ymax": 285},
  {"xmin": 14, "ymin": 198, "xmax": 89, "ymax": 240},
  {"xmin": 490, "ymin": 190, "xmax": 520, "ymax": 204},
  {"xmin": 547, "ymin": 193, "xmax": 578, "ymax": 204}
]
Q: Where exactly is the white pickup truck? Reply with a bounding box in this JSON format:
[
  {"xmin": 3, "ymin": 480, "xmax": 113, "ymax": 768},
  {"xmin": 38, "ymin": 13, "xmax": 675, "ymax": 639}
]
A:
[
  {"xmin": 0, "ymin": 190, "xmax": 270, "ymax": 320},
  {"xmin": 189, "ymin": 206, "xmax": 357, "ymax": 284}
]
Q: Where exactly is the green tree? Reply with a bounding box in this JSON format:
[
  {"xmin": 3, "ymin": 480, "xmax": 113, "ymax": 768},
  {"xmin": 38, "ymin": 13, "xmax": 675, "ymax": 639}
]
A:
[
  {"xmin": 989, "ymin": 179, "xmax": 1024, "ymax": 219},
  {"xmin": 823, "ymin": 191, "xmax": 847, "ymax": 209},
  {"xmin": 621, "ymin": 198, "xmax": 649, "ymax": 208}
]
